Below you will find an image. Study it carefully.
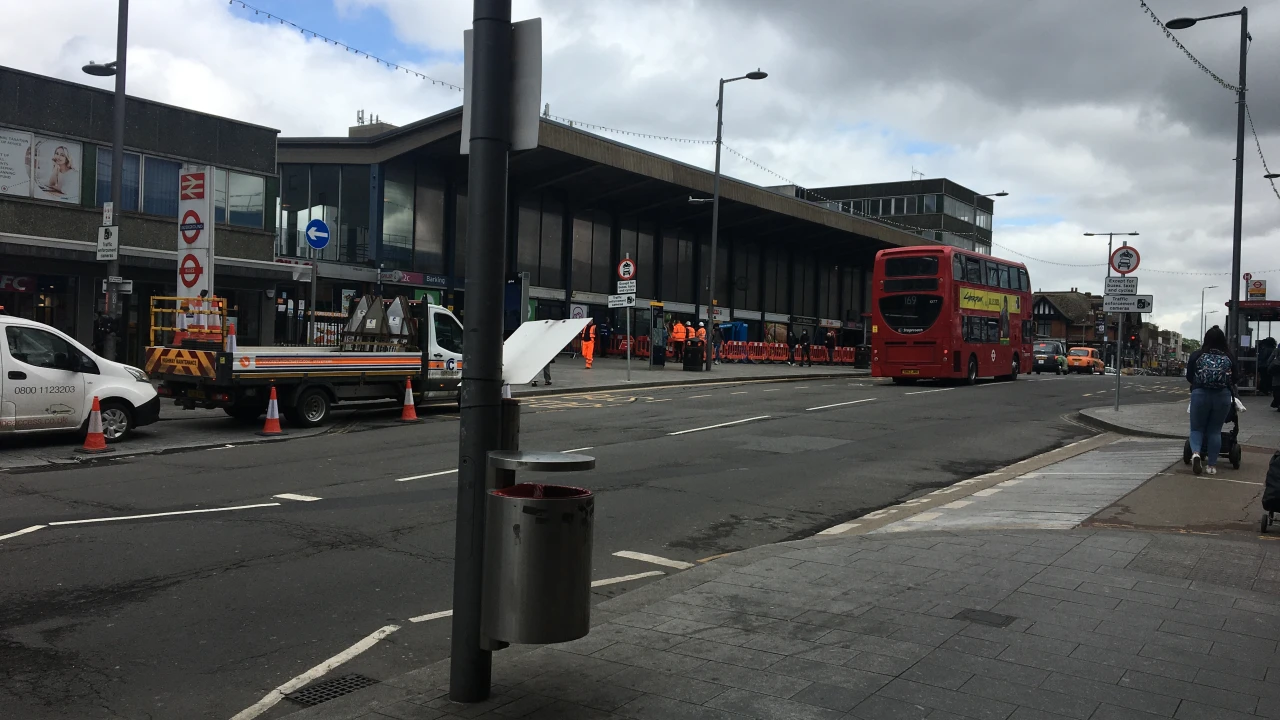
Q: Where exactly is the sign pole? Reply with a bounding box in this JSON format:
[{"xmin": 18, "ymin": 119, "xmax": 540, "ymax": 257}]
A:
[
  {"xmin": 1115, "ymin": 311, "xmax": 1124, "ymax": 411},
  {"xmin": 626, "ymin": 305, "xmax": 632, "ymax": 382}
]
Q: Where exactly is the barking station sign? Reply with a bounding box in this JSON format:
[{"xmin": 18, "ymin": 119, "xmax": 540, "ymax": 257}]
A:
[{"xmin": 177, "ymin": 167, "xmax": 216, "ymax": 297}]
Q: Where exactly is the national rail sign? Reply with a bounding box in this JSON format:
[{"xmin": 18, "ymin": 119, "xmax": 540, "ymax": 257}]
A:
[{"xmin": 177, "ymin": 165, "xmax": 215, "ymax": 297}]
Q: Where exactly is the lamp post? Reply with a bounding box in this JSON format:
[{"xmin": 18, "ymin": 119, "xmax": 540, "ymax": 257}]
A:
[
  {"xmin": 82, "ymin": 0, "xmax": 128, "ymax": 361},
  {"xmin": 971, "ymin": 191, "xmax": 1007, "ymax": 250},
  {"xmin": 1201, "ymin": 285, "xmax": 1220, "ymax": 338},
  {"xmin": 1205, "ymin": 310, "xmax": 1220, "ymax": 340},
  {"xmin": 697, "ymin": 68, "xmax": 767, "ymax": 370},
  {"xmin": 1166, "ymin": 8, "xmax": 1249, "ymax": 351}
]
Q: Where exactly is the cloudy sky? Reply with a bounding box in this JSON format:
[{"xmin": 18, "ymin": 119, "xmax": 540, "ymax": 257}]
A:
[{"xmin": 5, "ymin": 0, "xmax": 1279, "ymax": 340}]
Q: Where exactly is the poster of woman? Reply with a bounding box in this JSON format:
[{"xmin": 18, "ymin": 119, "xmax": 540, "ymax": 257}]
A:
[
  {"xmin": 31, "ymin": 136, "xmax": 81, "ymax": 203},
  {"xmin": 999, "ymin": 296, "xmax": 1011, "ymax": 342},
  {"xmin": 0, "ymin": 128, "xmax": 33, "ymax": 197}
]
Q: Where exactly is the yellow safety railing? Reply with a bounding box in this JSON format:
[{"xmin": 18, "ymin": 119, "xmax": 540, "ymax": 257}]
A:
[{"xmin": 150, "ymin": 296, "xmax": 227, "ymax": 347}]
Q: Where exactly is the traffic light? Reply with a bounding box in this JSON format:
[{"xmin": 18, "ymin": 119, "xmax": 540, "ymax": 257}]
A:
[{"xmin": 1128, "ymin": 332, "xmax": 1139, "ymax": 344}]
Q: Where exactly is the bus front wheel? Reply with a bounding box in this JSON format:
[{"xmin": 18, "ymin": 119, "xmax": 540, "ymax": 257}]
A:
[{"xmin": 966, "ymin": 356, "xmax": 979, "ymax": 385}]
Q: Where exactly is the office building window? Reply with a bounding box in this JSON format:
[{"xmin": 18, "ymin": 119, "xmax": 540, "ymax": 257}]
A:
[
  {"xmin": 591, "ymin": 210, "xmax": 611, "ymax": 294},
  {"xmin": 923, "ymin": 194, "xmax": 937, "ymax": 213},
  {"xmin": 227, "ymin": 172, "xmax": 264, "ymax": 228},
  {"xmin": 516, "ymin": 195, "xmax": 541, "ymax": 282},
  {"xmin": 906, "ymin": 196, "xmax": 917, "ymax": 214},
  {"xmin": 413, "ymin": 171, "xmax": 445, "ymax": 274},
  {"xmin": 338, "ymin": 164, "xmax": 370, "ymax": 265},
  {"xmin": 382, "ymin": 160, "xmax": 415, "ymax": 270},
  {"xmin": 540, "ymin": 199, "xmax": 563, "ymax": 288},
  {"xmin": 95, "ymin": 148, "xmax": 140, "ymax": 211},
  {"xmin": 215, "ymin": 168, "xmax": 228, "ymax": 223},
  {"xmin": 975, "ymin": 208, "xmax": 991, "ymax": 230},
  {"xmin": 142, "ymin": 156, "xmax": 181, "ymax": 217},
  {"xmin": 892, "ymin": 197, "xmax": 905, "ymax": 215},
  {"xmin": 637, "ymin": 221, "xmax": 655, "ymax": 298}
]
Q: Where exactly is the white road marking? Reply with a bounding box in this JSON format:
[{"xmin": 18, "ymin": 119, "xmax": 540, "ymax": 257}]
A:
[
  {"xmin": 560, "ymin": 447, "xmax": 594, "ymax": 454},
  {"xmin": 592, "ymin": 571, "xmax": 664, "ymax": 587},
  {"xmin": 48, "ymin": 503, "xmax": 280, "ymax": 526},
  {"xmin": 763, "ymin": 388, "xmax": 781, "ymax": 392},
  {"xmin": 861, "ymin": 508, "xmax": 899, "ymax": 519},
  {"xmin": 395, "ymin": 469, "xmax": 458, "ymax": 482},
  {"xmin": 941, "ymin": 500, "xmax": 973, "ymax": 509},
  {"xmin": 907, "ymin": 512, "xmax": 942, "ymax": 522},
  {"xmin": 806, "ymin": 398, "xmax": 875, "ymax": 411},
  {"xmin": 904, "ymin": 388, "xmax": 953, "ymax": 396},
  {"xmin": 817, "ymin": 521, "xmax": 861, "ymax": 535},
  {"xmin": 0, "ymin": 525, "xmax": 45, "ymax": 541},
  {"xmin": 647, "ymin": 398, "xmax": 673, "ymax": 403},
  {"xmin": 998, "ymin": 479, "xmax": 1023, "ymax": 487},
  {"xmin": 409, "ymin": 609, "xmax": 453, "ymax": 623},
  {"xmin": 972, "ymin": 488, "xmax": 1001, "ymax": 497},
  {"xmin": 794, "ymin": 386, "xmax": 808, "ymax": 389},
  {"xmin": 613, "ymin": 550, "xmax": 695, "ymax": 569},
  {"xmin": 689, "ymin": 394, "xmax": 712, "ymax": 399},
  {"xmin": 667, "ymin": 416, "xmax": 771, "ymax": 436},
  {"xmin": 731, "ymin": 391, "xmax": 748, "ymax": 395},
  {"xmin": 230, "ymin": 624, "xmax": 400, "ymax": 720},
  {"xmin": 274, "ymin": 493, "xmax": 321, "ymax": 502}
]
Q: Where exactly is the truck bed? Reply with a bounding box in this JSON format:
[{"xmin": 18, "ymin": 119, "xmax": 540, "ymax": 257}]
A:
[{"xmin": 145, "ymin": 345, "xmax": 423, "ymax": 382}]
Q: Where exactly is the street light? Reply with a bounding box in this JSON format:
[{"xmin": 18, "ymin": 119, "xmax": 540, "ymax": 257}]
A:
[
  {"xmin": 1201, "ymin": 285, "xmax": 1220, "ymax": 338},
  {"xmin": 704, "ymin": 68, "xmax": 767, "ymax": 370},
  {"xmin": 971, "ymin": 191, "xmax": 1007, "ymax": 250},
  {"xmin": 1266, "ymin": 173, "xmax": 1280, "ymax": 179},
  {"xmin": 1166, "ymin": 7, "xmax": 1249, "ymax": 351},
  {"xmin": 82, "ymin": 0, "xmax": 129, "ymax": 361},
  {"xmin": 1083, "ymin": 232, "xmax": 1140, "ymax": 278}
]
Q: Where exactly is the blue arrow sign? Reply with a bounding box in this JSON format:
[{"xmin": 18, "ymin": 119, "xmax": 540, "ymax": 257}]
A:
[{"xmin": 305, "ymin": 219, "xmax": 330, "ymax": 250}]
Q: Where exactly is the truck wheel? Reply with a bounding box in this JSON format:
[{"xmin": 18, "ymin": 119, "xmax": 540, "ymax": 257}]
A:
[
  {"xmin": 291, "ymin": 387, "xmax": 331, "ymax": 428},
  {"xmin": 99, "ymin": 400, "xmax": 134, "ymax": 443}
]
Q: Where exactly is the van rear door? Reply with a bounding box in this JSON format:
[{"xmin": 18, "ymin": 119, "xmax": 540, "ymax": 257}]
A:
[{"xmin": 1, "ymin": 323, "xmax": 87, "ymax": 432}]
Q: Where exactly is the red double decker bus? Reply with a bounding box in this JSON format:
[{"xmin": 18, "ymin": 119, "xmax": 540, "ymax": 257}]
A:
[{"xmin": 871, "ymin": 246, "xmax": 1033, "ymax": 383}]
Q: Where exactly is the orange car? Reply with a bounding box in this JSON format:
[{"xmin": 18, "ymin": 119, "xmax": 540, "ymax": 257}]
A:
[{"xmin": 1066, "ymin": 347, "xmax": 1104, "ymax": 374}]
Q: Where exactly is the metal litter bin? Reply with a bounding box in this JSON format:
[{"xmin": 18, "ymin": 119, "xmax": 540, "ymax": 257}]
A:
[
  {"xmin": 482, "ymin": 471, "xmax": 595, "ymax": 645},
  {"xmin": 683, "ymin": 341, "xmax": 705, "ymax": 371}
]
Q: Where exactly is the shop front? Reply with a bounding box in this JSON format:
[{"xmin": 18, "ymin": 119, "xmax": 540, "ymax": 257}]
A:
[{"xmin": 0, "ymin": 272, "xmax": 78, "ymax": 338}]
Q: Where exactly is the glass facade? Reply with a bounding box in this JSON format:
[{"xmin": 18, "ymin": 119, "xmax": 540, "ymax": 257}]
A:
[
  {"xmin": 95, "ymin": 149, "xmax": 141, "ymax": 212},
  {"xmin": 381, "ymin": 159, "xmax": 414, "ymax": 270},
  {"xmin": 540, "ymin": 198, "xmax": 563, "ymax": 289},
  {"xmin": 414, "ymin": 170, "xmax": 445, "ymax": 275},
  {"xmin": 338, "ymin": 165, "xmax": 370, "ymax": 264}
]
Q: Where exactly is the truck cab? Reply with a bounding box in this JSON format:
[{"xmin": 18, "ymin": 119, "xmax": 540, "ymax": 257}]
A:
[{"xmin": 0, "ymin": 316, "xmax": 159, "ymax": 441}]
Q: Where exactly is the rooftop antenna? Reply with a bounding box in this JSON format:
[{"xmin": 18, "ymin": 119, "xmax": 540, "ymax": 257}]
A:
[
  {"xmin": 910, "ymin": 166, "xmax": 925, "ymax": 181},
  {"xmin": 356, "ymin": 109, "xmax": 365, "ymax": 126},
  {"xmin": 543, "ymin": 103, "xmax": 550, "ymax": 117}
]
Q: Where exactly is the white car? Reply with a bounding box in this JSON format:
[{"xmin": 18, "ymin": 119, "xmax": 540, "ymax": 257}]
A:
[
  {"xmin": 1104, "ymin": 366, "xmax": 1118, "ymax": 375},
  {"xmin": 0, "ymin": 315, "xmax": 159, "ymax": 441}
]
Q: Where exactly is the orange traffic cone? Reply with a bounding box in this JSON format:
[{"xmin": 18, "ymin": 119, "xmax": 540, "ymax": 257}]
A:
[
  {"xmin": 226, "ymin": 322, "xmax": 237, "ymax": 353},
  {"xmin": 399, "ymin": 378, "xmax": 423, "ymax": 424},
  {"xmin": 76, "ymin": 396, "xmax": 114, "ymax": 454},
  {"xmin": 257, "ymin": 385, "xmax": 287, "ymax": 436}
]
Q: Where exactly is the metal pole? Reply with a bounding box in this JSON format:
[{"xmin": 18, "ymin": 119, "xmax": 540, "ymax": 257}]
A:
[
  {"xmin": 1116, "ymin": 311, "xmax": 1124, "ymax": 410},
  {"xmin": 1228, "ymin": 7, "xmax": 1247, "ymax": 351},
  {"xmin": 626, "ymin": 306, "xmax": 632, "ymax": 381},
  {"xmin": 308, "ymin": 259, "xmax": 317, "ymax": 345},
  {"xmin": 102, "ymin": 0, "xmax": 128, "ymax": 362},
  {"xmin": 450, "ymin": 0, "xmax": 511, "ymax": 704},
  {"xmin": 706, "ymin": 79, "xmax": 725, "ymax": 371},
  {"xmin": 1201, "ymin": 289, "xmax": 1206, "ymax": 339}
]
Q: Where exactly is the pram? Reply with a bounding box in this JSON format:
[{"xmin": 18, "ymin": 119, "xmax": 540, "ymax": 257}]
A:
[{"xmin": 1182, "ymin": 403, "xmax": 1242, "ymax": 470}]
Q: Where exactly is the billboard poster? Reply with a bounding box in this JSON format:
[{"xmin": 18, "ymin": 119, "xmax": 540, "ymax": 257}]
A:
[
  {"xmin": 31, "ymin": 135, "xmax": 81, "ymax": 203},
  {"xmin": 0, "ymin": 128, "xmax": 32, "ymax": 197}
]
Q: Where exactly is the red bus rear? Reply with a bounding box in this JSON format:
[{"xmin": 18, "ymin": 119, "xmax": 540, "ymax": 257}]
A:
[{"xmin": 871, "ymin": 246, "xmax": 1032, "ymax": 383}]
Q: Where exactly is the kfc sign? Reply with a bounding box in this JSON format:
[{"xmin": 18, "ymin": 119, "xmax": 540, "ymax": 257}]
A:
[{"xmin": 0, "ymin": 275, "xmax": 34, "ymax": 293}]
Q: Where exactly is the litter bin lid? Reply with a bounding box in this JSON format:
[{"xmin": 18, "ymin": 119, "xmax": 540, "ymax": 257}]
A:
[{"xmin": 487, "ymin": 450, "xmax": 596, "ymax": 472}]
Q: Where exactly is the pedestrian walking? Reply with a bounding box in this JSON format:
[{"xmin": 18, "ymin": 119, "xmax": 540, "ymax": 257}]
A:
[
  {"xmin": 671, "ymin": 319, "xmax": 687, "ymax": 362},
  {"xmin": 1268, "ymin": 342, "xmax": 1280, "ymax": 410},
  {"xmin": 824, "ymin": 329, "xmax": 836, "ymax": 366},
  {"xmin": 799, "ymin": 330, "xmax": 812, "ymax": 367},
  {"xmin": 787, "ymin": 329, "xmax": 799, "ymax": 365},
  {"xmin": 1186, "ymin": 325, "xmax": 1237, "ymax": 476},
  {"xmin": 712, "ymin": 324, "xmax": 724, "ymax": 364},
  {"xmin": 580, "ymin": 320, "xmax": 597, "ymax": 369}
]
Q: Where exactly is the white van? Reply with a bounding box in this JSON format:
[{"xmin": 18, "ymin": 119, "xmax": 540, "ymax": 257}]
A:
[{"xmin": 0, "ymin": 315, "xmax": 159, "ymax": 441}]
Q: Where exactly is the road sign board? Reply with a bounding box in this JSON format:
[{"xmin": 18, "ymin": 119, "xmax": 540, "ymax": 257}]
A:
[
  {"xmin": 1248, "ymin": 279, "xmax": 1267, "ymax": 300},
  {"xmin": 101, "ymin": 279, "xmax": 133, "ymax": 294},
  {"xmin": 180, "ymin": 172, "xmax": 205, "ymax": 200},
  {"xmin": 617, "ymin": 279, "xmax": 636, "ymax": 294},
  {"xmin": 617, "ymin": 258, "xmax": 637, "ymax": 281},
  {"xmin": 305, "ymin": 219, "xmax": 331, "ymax": 250},
  {"xmin": 1103, "ymin": 294, "xmax": 1154, "ymax": 313},
  {"xmin": 1244, "ymin": 273, "xmax": 1253, "ymax": 282},
  {"xmin": 102, "ymin": 202, "xmax": 113, "ymax": 227},
  {"xmin": 608, "ymin": 293, "xmax": 636, "ymax": 309},
  {"xmin": 96, "ymin": 225, "xmax": 119, "ymax": 261},
  {"xmin": 180, "ymin": 209, "xmax": 203, "ymax": 244},
  {"xmin": 1104, "ymin": 276, "xmax": 1138, "ymax": 295},
  {"xmin": 1109, "ymin": 245, "xmax": 1140, "ymax": 275},
  {"xmin": 179, "ymin": 253, "xmax": 204, "ymax": 289}
]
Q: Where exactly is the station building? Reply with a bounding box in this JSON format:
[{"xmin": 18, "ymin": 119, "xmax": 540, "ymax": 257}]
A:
[{"xmin": 277, "ymin": 108, "xmax": 974, "ymax": 344}]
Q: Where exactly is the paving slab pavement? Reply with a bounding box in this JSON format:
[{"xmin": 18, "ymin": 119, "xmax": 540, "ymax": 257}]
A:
[
  {"xmin": 1080, "ymin": 397, "xmax": 1280, "ymax": 450},
  {"xmin": 271, "ymin": 434, "xmax": 1280, "ymax": 720}
]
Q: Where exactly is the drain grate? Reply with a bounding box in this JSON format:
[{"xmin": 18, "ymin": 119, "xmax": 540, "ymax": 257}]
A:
[
  {"xmin": 285, "ymin": 674, "xmax": 380, "ymax": 707},
  {"xmin": 953, "ymin": 609, "xmax": 1017, "ymax": 628}
]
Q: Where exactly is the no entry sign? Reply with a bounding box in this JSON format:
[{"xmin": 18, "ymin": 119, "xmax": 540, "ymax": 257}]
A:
[{"xmin": 179, "ymin": 254, "xmax": 204, "ymax": 288}]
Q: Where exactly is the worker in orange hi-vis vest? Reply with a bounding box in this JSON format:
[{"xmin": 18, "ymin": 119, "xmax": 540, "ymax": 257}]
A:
[{"xmin": 581, "ymin": 321, "xmax": 597, "ymax": 369}]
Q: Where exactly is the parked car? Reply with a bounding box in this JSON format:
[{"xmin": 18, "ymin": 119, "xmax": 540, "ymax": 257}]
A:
[
  {"xmin": 1066, "ymin": 347, "xmax": 1105, "ymax": 374},
  {"xmin": 1105, "ymin": 366, "xmax": 1118, "ymax": 375},
  {"xmin": 1032, "ymin": 340, "xmax": 1067, "ymax": 374},
  {"xmin": 0, "ymin": 316, "xmax": 159, "ymax": 441}
]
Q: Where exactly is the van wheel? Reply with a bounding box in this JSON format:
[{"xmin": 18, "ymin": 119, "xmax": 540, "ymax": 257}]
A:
[
  {"xmin": 966, "ymin": 356, "xmax": 978, "ymax": 385},
  {"xmin": 224, "ymin": 405, "xmax": 265, "ymax": 424},
  {"xmin": 99, "ymin": 400, "xmax": 134, "ymax": 443}
]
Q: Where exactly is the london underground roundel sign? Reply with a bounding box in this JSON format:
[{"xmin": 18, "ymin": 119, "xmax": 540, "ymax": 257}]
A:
[{"xmin": 180, "ymin": 210, "xmax": 204, "ymax": 244}]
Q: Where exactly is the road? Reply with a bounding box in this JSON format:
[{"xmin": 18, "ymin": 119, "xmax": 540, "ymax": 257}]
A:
[{"xmin": 0, "ymin": 372, "xmax": 1188, "ymax": 720}]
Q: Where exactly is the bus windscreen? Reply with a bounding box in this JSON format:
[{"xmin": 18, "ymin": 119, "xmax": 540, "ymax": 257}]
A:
[{"xmin": 878, "ymin": 294, "xmax": 942, "ymax": 334}]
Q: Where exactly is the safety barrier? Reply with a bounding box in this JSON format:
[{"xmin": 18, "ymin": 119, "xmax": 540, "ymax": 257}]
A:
[
  {"xmin": 767, "ymin": 343, "xmax": 790, "ymax": 363},
  {"xmin": 609, "ymin": 335, "xmax": 632, "ymax": 355},
  {"xmin": 634, "ymin": 336, "xmax": 651, "ymax": 358},
  {"xmin": 744, "ymin": 342, "xmax": 766, "ymax": 363},
  {"xmin": 811, "ymin": 346, "xmax": 829, "ymax": 363},
  {"xmin": 723, "ymin": 341, "xmax": 748, "ymax": 363}
]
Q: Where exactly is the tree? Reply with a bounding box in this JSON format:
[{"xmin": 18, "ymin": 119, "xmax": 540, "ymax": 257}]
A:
[{"xmin": 1183, "ymin": 338, "xmax": 1201, "ymax": 353}]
